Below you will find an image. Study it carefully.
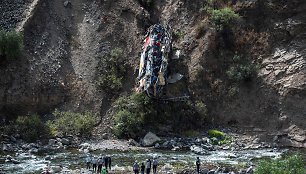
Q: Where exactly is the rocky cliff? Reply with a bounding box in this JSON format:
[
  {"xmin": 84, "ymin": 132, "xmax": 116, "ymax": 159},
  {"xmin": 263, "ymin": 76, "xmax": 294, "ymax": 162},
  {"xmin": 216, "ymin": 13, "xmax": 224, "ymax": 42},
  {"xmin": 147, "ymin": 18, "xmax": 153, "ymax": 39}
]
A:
[{"xmin": 0, "ymin": 0, "xmax": 305, "ymax": 145}]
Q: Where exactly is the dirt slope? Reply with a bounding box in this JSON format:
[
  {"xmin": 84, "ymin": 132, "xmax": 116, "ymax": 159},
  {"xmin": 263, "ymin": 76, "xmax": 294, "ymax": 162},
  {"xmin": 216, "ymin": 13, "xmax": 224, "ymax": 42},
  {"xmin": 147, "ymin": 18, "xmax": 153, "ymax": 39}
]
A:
[{"xmin": 0, "ymin": 0, "xmax": 305, "ymax": 145}]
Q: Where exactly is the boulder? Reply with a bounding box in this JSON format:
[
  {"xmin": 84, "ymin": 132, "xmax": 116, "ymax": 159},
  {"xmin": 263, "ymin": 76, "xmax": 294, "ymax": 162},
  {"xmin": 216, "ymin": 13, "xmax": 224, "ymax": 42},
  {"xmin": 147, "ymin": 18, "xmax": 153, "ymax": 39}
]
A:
[
  {"xmin": 190, "ymin": 145, "xmax": 210, "ymax": 155},
  {"xmin": 142, "ymin": 132, "xmax": 161, "ymax": 147}
]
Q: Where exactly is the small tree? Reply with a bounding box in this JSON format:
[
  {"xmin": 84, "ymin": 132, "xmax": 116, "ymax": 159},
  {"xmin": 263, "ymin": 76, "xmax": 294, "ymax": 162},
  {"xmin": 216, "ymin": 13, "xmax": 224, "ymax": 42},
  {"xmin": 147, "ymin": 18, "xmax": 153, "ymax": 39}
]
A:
[
  {"xmin": 47, "ymin": 110, "xmax": 96, "ymax": 137},
  {"xmin": 0, "ymin": 29, "xmax": 23, "ymax": 61},
  {"xmin": 210, "ymin": 7, "xmax": 240, "ymax": 31},
  {"xmin": 96, "ymin": 48, "xmax": 127, "ymax": 94},
  {"xmin": 16, "ymin": 114, "xmax": 49, "ymax": 142}
]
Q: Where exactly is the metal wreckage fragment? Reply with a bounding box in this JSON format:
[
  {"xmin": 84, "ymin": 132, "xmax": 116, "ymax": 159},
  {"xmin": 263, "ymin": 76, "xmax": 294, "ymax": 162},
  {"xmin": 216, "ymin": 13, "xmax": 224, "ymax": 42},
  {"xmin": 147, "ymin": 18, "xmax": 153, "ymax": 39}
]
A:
[{"xmin": 136, "ymin": 24, "xmax": 172, "ymax": 97}]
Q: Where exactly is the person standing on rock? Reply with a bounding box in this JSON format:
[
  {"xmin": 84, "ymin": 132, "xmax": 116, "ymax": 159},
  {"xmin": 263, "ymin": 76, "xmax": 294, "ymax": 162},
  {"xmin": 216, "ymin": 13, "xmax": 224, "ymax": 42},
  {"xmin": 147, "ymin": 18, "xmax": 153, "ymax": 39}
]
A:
[
  {"xmin": 97, "ymin": 157, "xmax": 104, "ymax": 173},
  {"xmin": 133, "ymin": 160, "xmax": 140, "ymax": 174},
  {"xmin": 85, "ymin": 155, "xmax": 91, "ymax": 170},
  {"xmin": 104, "ymin": 155, "xmax": 109, "ymax": 169},
  {"xmin": 146, "ymin": 159, "xmax": 151, "ymax": 174},
  {"xmin": 92, "ymin": 156, "xmax": 97, "ymax": 172},
  {"xmin": 141, "ymin": 162, "xmax": 145, "ymax": 174},
  {"xmin": 108, "ymin": 156, "xmax": 112, "ymax": 170},
  {"xmin": 152, "ymin": 158, "xmax": 158, "ymax": 174},
  {"xmin": 196, "ymin": 157, "xmax": 201, "ymax": 174}
]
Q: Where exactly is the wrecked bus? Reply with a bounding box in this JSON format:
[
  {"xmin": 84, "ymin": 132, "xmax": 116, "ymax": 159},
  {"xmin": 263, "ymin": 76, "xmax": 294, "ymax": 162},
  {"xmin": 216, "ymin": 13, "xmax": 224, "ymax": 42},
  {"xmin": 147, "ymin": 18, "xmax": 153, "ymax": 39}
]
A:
[{"xmin": 136, "ymin": 24, "xmax": 172, "ymax": 97}]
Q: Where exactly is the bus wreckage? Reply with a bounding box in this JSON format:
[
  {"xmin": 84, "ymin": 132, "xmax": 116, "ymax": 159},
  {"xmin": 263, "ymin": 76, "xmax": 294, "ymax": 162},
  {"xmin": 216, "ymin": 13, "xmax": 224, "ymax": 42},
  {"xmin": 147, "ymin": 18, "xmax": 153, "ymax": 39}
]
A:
[{"xmin": 136, "ymin": 24, "xmax": 172, "ymax": 97}]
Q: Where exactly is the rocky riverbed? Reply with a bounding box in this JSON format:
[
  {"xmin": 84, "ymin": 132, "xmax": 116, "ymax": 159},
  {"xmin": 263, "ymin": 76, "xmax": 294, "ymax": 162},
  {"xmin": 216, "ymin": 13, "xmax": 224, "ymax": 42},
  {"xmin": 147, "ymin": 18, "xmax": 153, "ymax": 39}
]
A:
[{"xmin": 1, "ymin": 131, "xmax": 303, "ymax": 174}]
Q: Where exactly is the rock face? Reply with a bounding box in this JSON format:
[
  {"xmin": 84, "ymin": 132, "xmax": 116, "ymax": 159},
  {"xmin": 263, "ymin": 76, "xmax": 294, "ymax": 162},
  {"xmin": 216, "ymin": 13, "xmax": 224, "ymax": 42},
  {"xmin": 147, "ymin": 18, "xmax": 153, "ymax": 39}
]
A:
[
  {"xmin": 0, "ymin": 0, "xmax": 305, "ymax": 142},
  {"xmin": 142, "ymin": 132, "xmax": 161, "ymax": 147},
  {"xmin": 0, "ymin": 0, "xmax": 144, "ymax": 115}
]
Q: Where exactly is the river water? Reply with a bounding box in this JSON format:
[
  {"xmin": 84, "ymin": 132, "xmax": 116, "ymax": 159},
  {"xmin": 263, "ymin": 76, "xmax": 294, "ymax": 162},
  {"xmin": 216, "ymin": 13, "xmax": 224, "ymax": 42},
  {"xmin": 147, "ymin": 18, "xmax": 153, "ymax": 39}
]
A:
[{"xmin": 0, "ymin": 148, "xmax": 288, "ymax": 174}]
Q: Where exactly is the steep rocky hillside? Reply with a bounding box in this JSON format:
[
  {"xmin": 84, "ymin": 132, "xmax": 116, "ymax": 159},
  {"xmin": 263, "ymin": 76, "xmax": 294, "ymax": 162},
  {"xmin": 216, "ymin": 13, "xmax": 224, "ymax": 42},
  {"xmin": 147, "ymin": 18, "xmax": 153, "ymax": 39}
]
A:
[{"xmin": 0, "ymin": 0, "xmax": 305, "ymax": 145}]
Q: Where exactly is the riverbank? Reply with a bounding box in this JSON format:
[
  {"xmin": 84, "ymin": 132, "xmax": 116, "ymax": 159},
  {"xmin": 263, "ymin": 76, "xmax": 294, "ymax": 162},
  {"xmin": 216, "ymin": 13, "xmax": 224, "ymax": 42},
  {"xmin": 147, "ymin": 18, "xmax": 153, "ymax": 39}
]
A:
[{"xmin": 1, "ymin": 127, "xmax": 305, "ymax": 174}]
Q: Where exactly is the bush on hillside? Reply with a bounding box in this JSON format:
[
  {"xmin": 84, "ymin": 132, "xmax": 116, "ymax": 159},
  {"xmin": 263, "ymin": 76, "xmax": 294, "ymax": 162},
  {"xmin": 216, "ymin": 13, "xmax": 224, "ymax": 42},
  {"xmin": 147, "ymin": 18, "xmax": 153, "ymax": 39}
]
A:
[
  {"xmin": 210, "ymin": 7, "xmax": 240, "ymax": 31},
  {"xmin": 226, "ymin": 54, "xmax": 258, "ymax": 82},
  {"xmin": 0, "ymin": 29, "xmax": 23, "ymax": 61},
  {"xmin": 113, "ymin": 93, "xmax": 155, "ymax": 138},
  {"xmin": 96, "ymin": 48, "xmax": 127, "ymax": 94},
  {"xmin": 113, "ymin": 93, "xmax": 208, "ymax": 139},
  {"xmin": 255, "ymin": 154, "xmax": 306, "ymax": 174},
  {"xmin": 47, "ymin": 110, "xmax": 96, "ymax": 137},
  {"xmin": 15, "ymin": 114, "xmax": 49, "ymax": 142},
  {"xmin": 195, "ymin": 101, "xmax": 208, "ymax": 120}
]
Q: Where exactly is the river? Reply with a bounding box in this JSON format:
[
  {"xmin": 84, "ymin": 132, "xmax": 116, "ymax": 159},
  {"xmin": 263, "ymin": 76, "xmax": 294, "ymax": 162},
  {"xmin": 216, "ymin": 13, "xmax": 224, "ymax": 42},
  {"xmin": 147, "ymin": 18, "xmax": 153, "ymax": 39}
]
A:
[{"xmin": 0, "ymin": 148, "xmax": 289, "ymax": 174}]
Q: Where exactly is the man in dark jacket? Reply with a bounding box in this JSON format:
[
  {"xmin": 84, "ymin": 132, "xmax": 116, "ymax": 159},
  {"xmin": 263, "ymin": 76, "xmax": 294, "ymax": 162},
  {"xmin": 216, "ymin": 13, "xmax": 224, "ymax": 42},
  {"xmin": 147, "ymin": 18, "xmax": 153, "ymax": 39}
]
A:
[{"xmin": 196, "ymin": 157, "xmax": 201, "ymax": 173}]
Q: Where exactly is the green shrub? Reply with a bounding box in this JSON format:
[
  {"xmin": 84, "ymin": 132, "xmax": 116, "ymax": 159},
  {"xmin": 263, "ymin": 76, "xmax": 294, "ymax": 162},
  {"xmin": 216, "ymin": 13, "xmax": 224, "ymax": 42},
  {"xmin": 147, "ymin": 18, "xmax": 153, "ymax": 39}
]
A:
[
  {"xmin": 96, "ymin": 48, "xmax": 127, "ymax": 94},
  {"xmin": 113, "ymin": 93, "xmax": 155, "ymax": 138},
  {"xmin": 0, "ymin": 29, "xmax": 23, "ymax": 60},
  {"xmin": 208, "ymin": 129, "xmax": 225, "ymax": 138},
  {"xmin": 226, "ymin": 54, "xmax": 258, "ymax": 82},
  {"xmin": 255, "ymin": 154, "xmax": 306, "ymax": 174},
  {"xmin": 208, "ymin": 129, "xmax": 232, "ymax": 145},
  {"xmin": 227, "ymin": 85, "xmax": 239, "ymax": 97},
  {"xmin": 195, "ymin": 101, "xmax": 208, "ymax": 121},
  {"xmin": 210, "ymin": 7, "xmax": 239, "ymax": 30},
  {"xmin": 114, "ymin": 93, "xmax": 208, "ymax": 139},
  {"xmin": 16, "ymin": 114, "xmax": 49, "ymax": 142},
  {"xmin": 47, "ymin": 110, "xmax": 96, "ymax": 137},
  {"xmin": 226, "ymin": 64, "xmax": 256, "ymax": 82}
]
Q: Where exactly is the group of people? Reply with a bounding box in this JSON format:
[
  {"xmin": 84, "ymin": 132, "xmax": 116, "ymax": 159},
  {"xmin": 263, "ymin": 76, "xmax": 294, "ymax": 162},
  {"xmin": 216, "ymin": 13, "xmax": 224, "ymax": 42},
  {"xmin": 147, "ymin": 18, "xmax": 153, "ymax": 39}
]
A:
[
  {"xmin": 133, "ymin": 158, "xmax": 158, "ymax": 174},
  {"xmin": 85, "ymin": 155, "xmax": 111, "ymax": 174}
]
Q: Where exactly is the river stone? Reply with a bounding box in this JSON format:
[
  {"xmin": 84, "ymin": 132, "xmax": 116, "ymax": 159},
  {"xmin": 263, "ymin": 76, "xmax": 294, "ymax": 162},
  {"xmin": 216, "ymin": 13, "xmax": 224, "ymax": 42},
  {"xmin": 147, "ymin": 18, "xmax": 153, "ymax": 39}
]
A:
[
  {"xmin": 45, "ymin": 155, "xmax": 52, "ymax": 160},
  {"xmin": 61, "ymin": 138, "xmax": 70, "ymax": 145},
  {"xmin": 161, "ymin": 163, "xmax": 173, "ymax": 172},
  {"xmin": 2, "ymin": 144, "xmax": 9, "ymax": 151},
  {"xmin": 201, "ymin": 168, "xmax": 209, "ymax": 173},
  {"xmin": 208, "ymin": 170, "xmax": 215, "ymax": 174},
  {"xmin": 239, "ymin": 169, "xmax": 246, "ymax": 174},
  {"xmin": 52, "ymin": 165, "xmax": 62, "ymax": 173},
  {"xmin": 102, "ymin": 133, "xmax": 109, "ymax": 139},
  {"xmin": 190, "ymin": 145, "xmax": 209, "ymax": 155},
  {"xmin": 246, "ymin": 166, "xmax": 254, "ymax": 173},
  {"xmin": 49, "ymin": 139, "xmax": 56, "ymax": 146},
  {"xmin": 79, "ymin": 142, "xmax": 90, "ymax": 148},
  {"xmin": 29, "ymin": 148, "xmax": 38, "ymax": 153},
  {"xmin": 128, "ymin": 139, "xmax": 139, "ymax": 146},
  {"xmin": 142, "ymin": 132, "xmax": 161, "ymax": 147}
]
